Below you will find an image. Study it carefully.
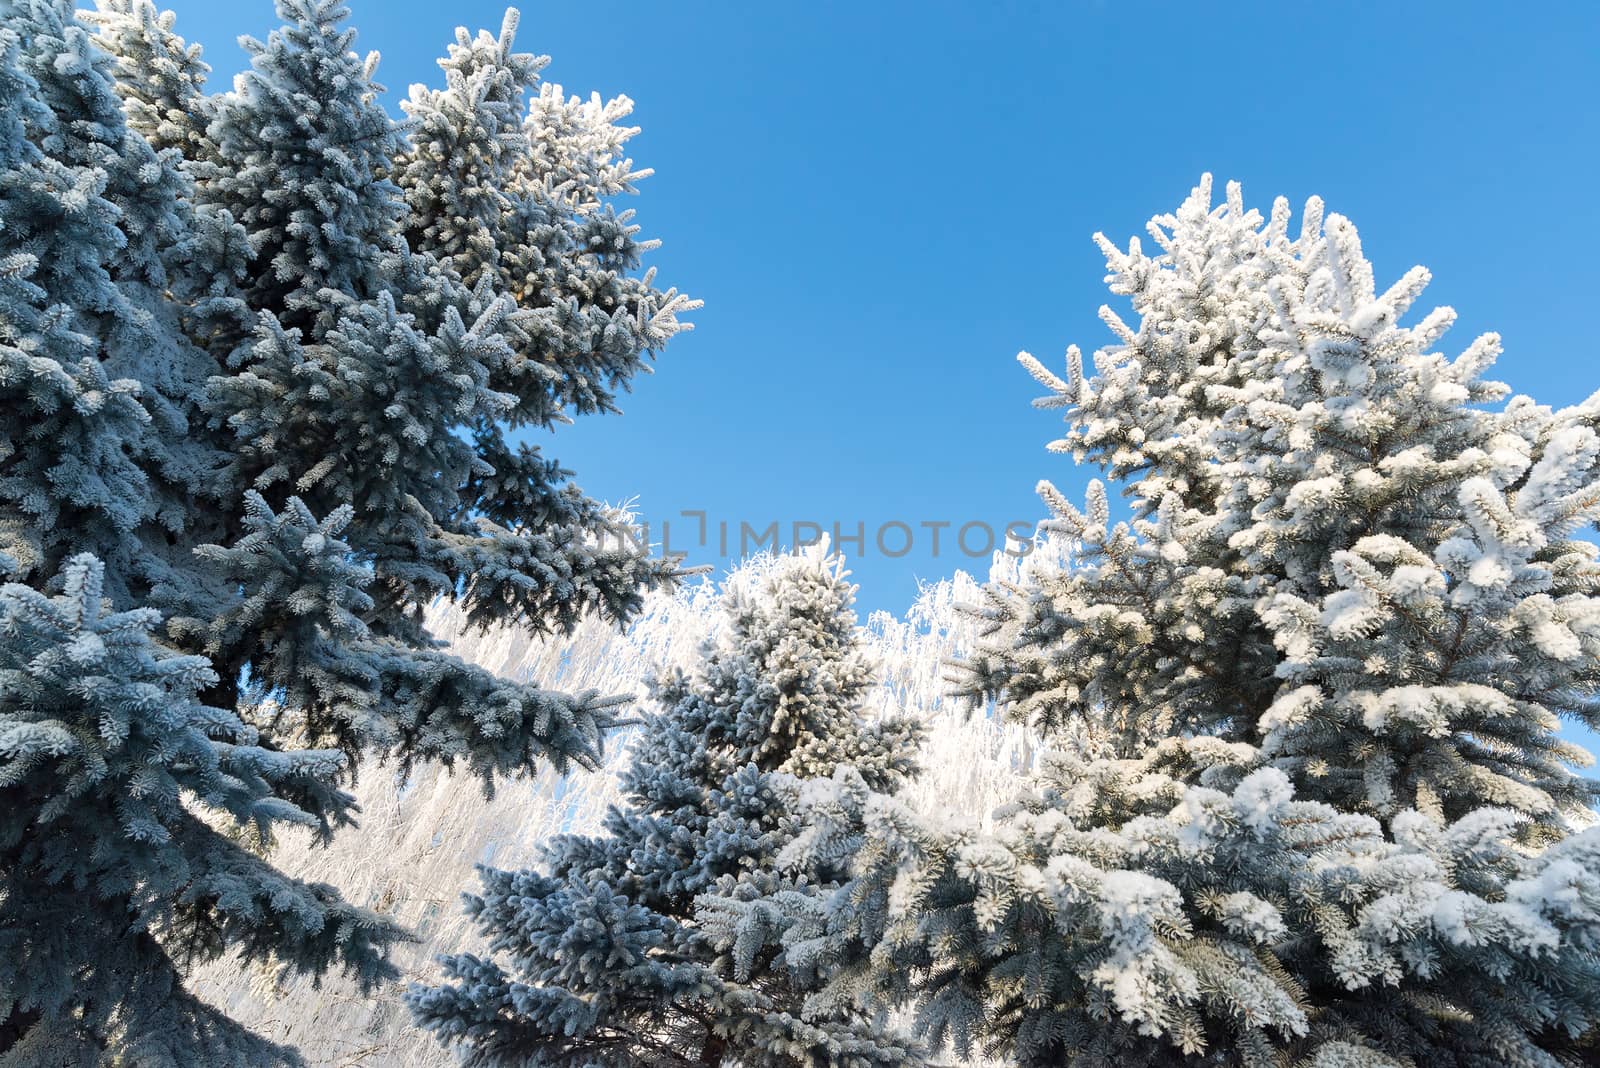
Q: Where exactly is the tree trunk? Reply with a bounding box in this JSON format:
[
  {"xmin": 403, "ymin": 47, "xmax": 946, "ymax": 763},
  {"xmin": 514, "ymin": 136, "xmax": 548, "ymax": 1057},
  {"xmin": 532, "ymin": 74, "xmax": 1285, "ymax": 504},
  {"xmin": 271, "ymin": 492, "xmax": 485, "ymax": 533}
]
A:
[{"xmin": 698, "ymin": 1033, "xmax": 728, "ymax": 1067}]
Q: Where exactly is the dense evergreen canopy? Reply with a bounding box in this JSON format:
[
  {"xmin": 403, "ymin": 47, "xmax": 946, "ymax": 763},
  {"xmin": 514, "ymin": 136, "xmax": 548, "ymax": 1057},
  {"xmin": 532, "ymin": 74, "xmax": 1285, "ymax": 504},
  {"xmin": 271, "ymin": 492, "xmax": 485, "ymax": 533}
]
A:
[
  {"xmin": 410, "ymin": 545, "xmax": 928, "ymax": 1067},
  {"xmin": 0, "ymin": 1, "xmax": 693, "ymax": 1061},
  {"xmin": 3, "ymin": 1, "xmax": 1597, "ymax": 1064},
  {"xmin": 825, "ymin": 178, "xmax": 1600, "ymax": 1067}
]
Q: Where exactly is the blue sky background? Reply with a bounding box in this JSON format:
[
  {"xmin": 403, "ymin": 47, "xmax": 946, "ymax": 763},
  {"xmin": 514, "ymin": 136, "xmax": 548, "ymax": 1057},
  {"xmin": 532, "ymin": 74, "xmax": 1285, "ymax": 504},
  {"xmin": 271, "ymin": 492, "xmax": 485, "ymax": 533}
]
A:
[{"xmin": 157, "ymin": 1, "xmax": 1600, "ymax": 741}]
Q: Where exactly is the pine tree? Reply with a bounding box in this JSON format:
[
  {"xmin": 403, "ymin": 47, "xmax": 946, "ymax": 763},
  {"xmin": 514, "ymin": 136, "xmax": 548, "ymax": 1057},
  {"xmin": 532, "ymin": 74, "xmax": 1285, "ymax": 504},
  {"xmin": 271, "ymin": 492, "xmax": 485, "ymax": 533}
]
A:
[
  {"xmin": 83, "ymin": 0, "xmax": 211, "ymax": 158},
  {"xmin": 0, "ymin": 555, "xmax": 401, "ymax": 1066},
  {"xmin": 1, "ymin": 2, "xmax": 693, "ymax": 1060},
  {"xmin": 408, "ymin": 545, "xmax": 929, "ymax": 1067},
  {"xmin": 171, "ymin": 0, "xmax": 693, "ymax": 776},
  {"xmin": 394, "ymin": 8, "xmax": 682, "ymax": 422},
  {"xmin": 850, "ymin": 178, "xmax": 1600, "ymax": 1066},
  {"xmin": 0, "ymin": 0, "xmax": 222, "ymax": 604},
  {"xmin": 192, "ymin": 0, "xmax": 403, "ymax": 335},
  {"xmin": 395, "ymin": 9, "xmax": 545, "ymax": 293},
  {"xmin": 391, "ymin": 5, "xmax": 695, "ymax": 593}
]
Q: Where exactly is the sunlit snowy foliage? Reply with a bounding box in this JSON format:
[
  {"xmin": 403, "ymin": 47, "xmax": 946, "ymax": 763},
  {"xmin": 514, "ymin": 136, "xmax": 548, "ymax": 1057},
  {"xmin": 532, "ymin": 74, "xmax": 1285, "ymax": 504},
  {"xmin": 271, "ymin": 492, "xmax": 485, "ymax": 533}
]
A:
[
  {"xmin": 0, "ymin": 0, "xmax": 692, "ymax": 1059},
  {"xmin": 187, "ymin": 553, "xmax": 1034, "ymax": 1066},
  {"xmin": 5, "ymin": 0, "xmax": 1599, "ymax": 1060},
  {"xmin": 838, "ymin": 177, "xmax": 1600, "ymax": 1067}
]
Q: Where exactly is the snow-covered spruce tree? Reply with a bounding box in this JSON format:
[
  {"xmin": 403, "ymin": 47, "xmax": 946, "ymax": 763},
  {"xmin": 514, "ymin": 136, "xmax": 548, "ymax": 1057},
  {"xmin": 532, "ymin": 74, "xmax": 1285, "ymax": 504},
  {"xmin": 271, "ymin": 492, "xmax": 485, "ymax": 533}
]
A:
[
  {"xmin": 394, "ymin": 9, "xmax": 545, "ymax": 294},
  {"xmin": 837, "ymin": 178, "xmax": 1600, "ymax": 1067},
  {"xmin": 393, "ymin": 5, "xmax": 685, "ymax": 527},
  {"xmin": 0, "ymin": 0, "xmax": 223, "ymax": 605},
  {"xmin": 178, "ymin": 0, "xmax": 695, "ymax": 774},
  {"xmin": 2, "ymin": 1, "xmax": 692, "ymax": 1060},
  {"xmin": 178, "ymin": 558, "xmax": 1032, "ymax": 1067},
  {"xmin": 106, "ymin": 0, "xmax": 692, "ymax": 771},
  {"xmin": 408, "ymin": 544, "xmax": 929, "ymax": 1067},
  {"xmin": 82, "ymin": 0, "xmax": 211, "ymax": 158},
  {"xmin": 0, "ymin": 22, "xmax": 396, "ymax": 1046},
  {"xmin": 0, "ymin": 555, "xmax": 398, "ymax": 1067}
]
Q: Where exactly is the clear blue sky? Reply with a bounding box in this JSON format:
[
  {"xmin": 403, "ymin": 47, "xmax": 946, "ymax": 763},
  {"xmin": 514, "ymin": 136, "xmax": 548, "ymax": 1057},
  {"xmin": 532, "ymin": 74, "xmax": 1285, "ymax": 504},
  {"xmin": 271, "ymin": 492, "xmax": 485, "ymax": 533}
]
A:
[
  {"xmin": 156, "ymin": 2, "xmax": 1600, "ymax": 680},
  {"xmin": 155, "ymin": 0, "xmax": 1600, "ymax": 612}
]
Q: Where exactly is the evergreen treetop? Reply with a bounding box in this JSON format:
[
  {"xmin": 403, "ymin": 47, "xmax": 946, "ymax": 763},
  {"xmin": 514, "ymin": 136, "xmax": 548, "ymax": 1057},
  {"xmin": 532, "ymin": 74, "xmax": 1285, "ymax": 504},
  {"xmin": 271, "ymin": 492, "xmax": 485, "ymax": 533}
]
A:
[
  {"xmin": 2, "ymin": 2, "xmax": 694, "ymax": 1059},
  {"xmin": 851, "ymin": 177, "xmax": 1600, "ymax": 1067},
  {"xmin": 410, "ymin": 545, "xmax": 927, "ymax": 1067}
]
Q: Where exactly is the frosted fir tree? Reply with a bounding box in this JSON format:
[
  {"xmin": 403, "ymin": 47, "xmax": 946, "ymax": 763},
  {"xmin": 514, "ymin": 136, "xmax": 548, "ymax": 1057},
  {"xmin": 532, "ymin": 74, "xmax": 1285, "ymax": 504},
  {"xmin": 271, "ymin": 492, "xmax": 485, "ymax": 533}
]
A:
[
  {"xmin": 851, "ymin": 178, "xmax": 1600, "ymax": 1066},
  {"xmin": 146, "ymin": 0, "xmax": 693, "ymax": 779},
  {"xmin": 395, "ymin": 9, "xmax": 546, "ymax": 292},
  {"xmin": 0, "ymin": 23, "xmax": 387, "ymax": 1034},
  {"xmin": 83, "ymin": 0, "xmax": 211, "ymax": 157},
  {"xmin": 982, "ymin": 176, "xmax": 1600, "ymax": 829},
  {"xmin": 0, "ymin": 556, "xmax": 402, "ymax": 1066},
  {"xmin": 1, "ymin": 2, "xmax": 694, "ymax": 1060},
  {"xmin": 395, "ymin": 7, "xmax": 693, "ymax": 424},
  {"xmin": 190, "ymin": 0, "xmax": 404, "ymax": 334},
  {"xmin": 408, "ymin": 545, "xmax": 929, "ymax": 1067},
  {"xmin": 0, "ymin": 0, "xmax": 224, "ymax": 603}
]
